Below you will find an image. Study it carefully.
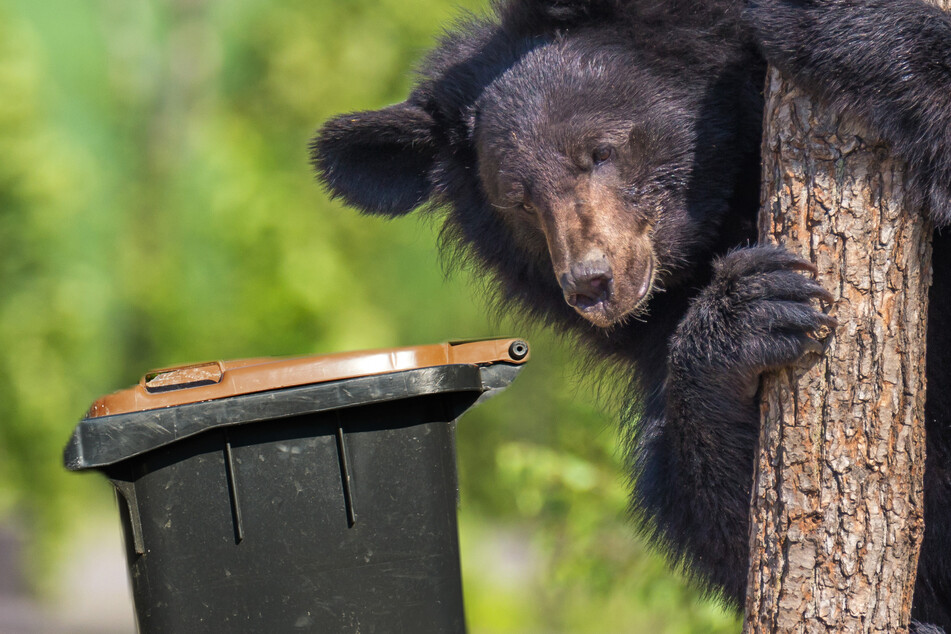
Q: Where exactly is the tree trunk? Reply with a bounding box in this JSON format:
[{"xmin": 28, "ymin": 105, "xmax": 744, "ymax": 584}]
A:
[{"xmin": 742, "ymin": 27, "xmax": 943, "ymax": 634}]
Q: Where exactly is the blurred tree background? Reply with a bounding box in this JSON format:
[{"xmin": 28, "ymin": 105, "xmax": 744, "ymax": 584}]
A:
[{"xmin": 0, "ymin": 0, "xmax": 739, "ymax": 631}]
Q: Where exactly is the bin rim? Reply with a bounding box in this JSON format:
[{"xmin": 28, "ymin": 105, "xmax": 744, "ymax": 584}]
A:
[
  {"xmin": 65, "ymin": 362, "xmax": 525, "ymax": 471},
  {"xmin": 84, "ymin": 337, "xmax": 529, "ymax": 419}
]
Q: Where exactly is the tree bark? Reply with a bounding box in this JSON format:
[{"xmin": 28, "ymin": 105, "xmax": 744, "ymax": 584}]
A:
[{"xmin": 742, "ymin": 25, "xmax": 944, "ymax": 634}]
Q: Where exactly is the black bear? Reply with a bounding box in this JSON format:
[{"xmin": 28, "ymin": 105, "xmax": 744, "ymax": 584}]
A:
[{"xmin": 312, "ymin": 0, "xmax": 951, "ymax": 626}]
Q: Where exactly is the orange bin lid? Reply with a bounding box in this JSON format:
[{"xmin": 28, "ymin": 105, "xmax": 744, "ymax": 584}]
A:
[{"xmin": 86, "ymin": 338, "xmax": 530, "ymax": 418}]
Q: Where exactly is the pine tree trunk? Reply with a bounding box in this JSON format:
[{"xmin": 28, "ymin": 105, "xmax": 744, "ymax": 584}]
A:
[{"xmin": 741, "ymin": 19, "xmax": 945, "ymax": 632}]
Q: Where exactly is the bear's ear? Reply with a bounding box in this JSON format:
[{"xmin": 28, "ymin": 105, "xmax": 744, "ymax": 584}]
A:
[{"xmin": 310, "ymin": 101, "xmax": 437, "ymax": 217}]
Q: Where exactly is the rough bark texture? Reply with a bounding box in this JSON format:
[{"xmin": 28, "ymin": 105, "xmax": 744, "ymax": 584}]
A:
[{"xmin": 742, "ymin": 68, "xmax": 934, "ymax": 632}]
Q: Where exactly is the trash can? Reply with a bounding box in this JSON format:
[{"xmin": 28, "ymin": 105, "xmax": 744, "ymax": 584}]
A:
[{"xmin": 64, "ymin": 337, "xmax": 529, "ymax": 633}]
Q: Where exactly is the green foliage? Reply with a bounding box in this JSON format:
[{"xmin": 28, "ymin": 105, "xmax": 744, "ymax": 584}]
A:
[{"xmin": 0, "ymin": 0, "xmax": 740, "ymax": 629}]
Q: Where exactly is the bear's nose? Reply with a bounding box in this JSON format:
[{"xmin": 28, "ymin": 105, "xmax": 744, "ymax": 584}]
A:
[{"xmin": 561, "ymin": 261, "xmax": 614, "ymax": 309}]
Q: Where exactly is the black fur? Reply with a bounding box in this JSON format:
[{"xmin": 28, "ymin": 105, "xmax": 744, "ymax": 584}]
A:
[{"xmin": 312, "ymin": 0, "xmax": 951, "ymax": 627}]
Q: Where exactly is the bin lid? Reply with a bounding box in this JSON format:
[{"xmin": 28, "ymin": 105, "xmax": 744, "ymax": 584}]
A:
[
  {"xmin": 64, "ymin": 338, "xmax": 529, "ymax": 471},
  {"xmin": 86, "ymin": 337, "xmax": 529, "ymax": 418}
]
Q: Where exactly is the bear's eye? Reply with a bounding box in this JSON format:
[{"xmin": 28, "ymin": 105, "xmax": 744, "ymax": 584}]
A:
[
  {"xmin": 592, "ymin": 145, "xmax": 614, "ymax": 165},
  {"xmin": 520, "ymin": 201, "xmax": 536, "ymax": 214}
]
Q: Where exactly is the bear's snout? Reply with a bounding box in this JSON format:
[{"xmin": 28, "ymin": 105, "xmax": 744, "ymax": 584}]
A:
[{"xmin": 560, "ymin": 258, "xmax": 614, "ymax": 310}]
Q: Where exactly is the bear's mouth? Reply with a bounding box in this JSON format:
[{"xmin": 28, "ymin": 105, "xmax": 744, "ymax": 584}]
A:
[
  {"xmin": 573, "ymin": 298, "xmax": 614, "ymax": 327},
  {"xmin": 634, "ymin": 255, "xmax": 654, "ymax": 304}
]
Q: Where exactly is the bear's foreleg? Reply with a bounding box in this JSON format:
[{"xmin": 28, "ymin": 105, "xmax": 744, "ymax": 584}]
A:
[
  {"xmin": 630, "ymin": 245, "xmax": 834, "ymax": 603},
  {"xmin": 744, "ymin": 0, "xmax": 951, "ymax": 223}
]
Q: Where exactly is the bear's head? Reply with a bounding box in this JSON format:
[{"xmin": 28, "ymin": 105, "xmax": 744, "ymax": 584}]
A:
[{"xmin": 312, "ymin": 12, "xmax": 743, "ymax": 328}]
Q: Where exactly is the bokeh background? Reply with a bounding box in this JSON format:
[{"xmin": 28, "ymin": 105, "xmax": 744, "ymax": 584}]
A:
[{"xmin": 0, "ymin": 0, "xmax": 740, "ymax": 631}]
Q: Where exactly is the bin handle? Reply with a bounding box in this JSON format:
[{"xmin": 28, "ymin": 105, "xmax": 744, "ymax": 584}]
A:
[{"xmin": 142, "ymin": 361, "xmax": 226, "ymax": 393}]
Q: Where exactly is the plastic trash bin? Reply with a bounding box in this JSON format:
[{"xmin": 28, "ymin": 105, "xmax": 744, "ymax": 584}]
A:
[{"xmin": 63, "ymin": 337, "xmax": 530, "ymax": 633}]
